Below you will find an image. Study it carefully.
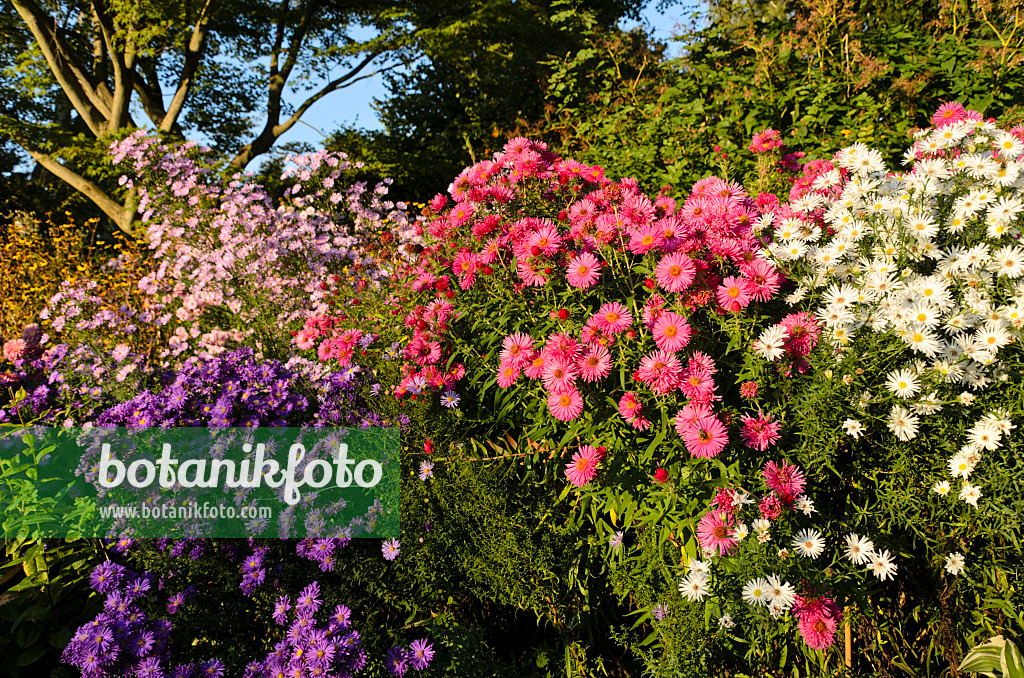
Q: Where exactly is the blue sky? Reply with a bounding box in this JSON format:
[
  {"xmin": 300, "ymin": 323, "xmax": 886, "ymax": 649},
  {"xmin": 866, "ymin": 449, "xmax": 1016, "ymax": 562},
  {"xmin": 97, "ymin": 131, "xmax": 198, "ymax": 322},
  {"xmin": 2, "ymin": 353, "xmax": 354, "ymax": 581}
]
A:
[{"xmin": 276, "ymin": 1, "xmax": 695, "ymax": 149}]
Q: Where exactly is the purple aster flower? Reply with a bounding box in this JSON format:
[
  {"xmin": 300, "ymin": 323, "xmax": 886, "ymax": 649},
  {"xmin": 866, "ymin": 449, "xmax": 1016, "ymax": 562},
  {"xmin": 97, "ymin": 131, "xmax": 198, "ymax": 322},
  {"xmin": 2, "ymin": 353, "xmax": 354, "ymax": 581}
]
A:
[
  {"xmin": 409, "ymin": 638, "xmax": 435, "ymax": 669},
  {"xmin": 167, "ymin": 592, "xmax": 186, "ymax": 615},
  {"xmin": 330, "ymin": 604, "xmax": 351, "ymax": 629},
  {"xmin": 418, "ymin": 461, "xmax": 434, "ymax": 481},
  {"xmin": 131, "ymin": 630, "xmax": 155, "ymax": 657},
  {"xmin": 265, "ymin": 596, "xmax": 290, "ymax": 629},
  {"xmin": 652, "ymin": 603, "xmax": 669, "ymax": 620},
  {"xmin": 136, "ymin": 657, "xmax": 165, "ymax": 678},
  {"xmin": 89, "ymin": 561, "xmax": 125, "ymax": 593},
  {"xmin": 385, "ymin": 646, "xmax": 410, "ymax": 676},
  {"xmin": 295, "ymin": 581, "xmax": 322, "ymax": 616},
  {"xmin": 382, "ymin": 539, "xmax": 400, "ymax": 561},
  {"xmin": 199, "ymin": 659, "xmax": 225, "ymax": 678}
]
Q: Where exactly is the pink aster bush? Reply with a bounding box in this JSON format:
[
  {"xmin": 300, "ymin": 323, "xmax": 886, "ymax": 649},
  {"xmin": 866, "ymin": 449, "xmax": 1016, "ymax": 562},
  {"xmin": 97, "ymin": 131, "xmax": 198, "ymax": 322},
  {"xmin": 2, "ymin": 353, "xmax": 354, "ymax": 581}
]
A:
[
  {"xmin": 338, "ymin": 105, "xmax": 1024, "ymax": 668},
  {"xmin": 91, "ymin": 131, "xmax": 415, "ymax": 362}
]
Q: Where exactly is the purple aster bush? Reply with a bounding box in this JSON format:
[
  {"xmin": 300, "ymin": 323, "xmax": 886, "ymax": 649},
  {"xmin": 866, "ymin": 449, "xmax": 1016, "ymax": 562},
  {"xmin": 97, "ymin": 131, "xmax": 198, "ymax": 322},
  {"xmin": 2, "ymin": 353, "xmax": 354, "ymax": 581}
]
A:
[
  {"xmin": 62, "ymin": 560, "xmax": 193, "ymax": 678},
  {"xmin": 83, "ymin": 538, "xmax": 438, "ymax": 677},
  {"xmin": 96, "ymin": 348, "xmax": 308, "ymax": 428},
  {"xmin": 244, "ymin": 580, "xmax": 368, "ymax": 678}
]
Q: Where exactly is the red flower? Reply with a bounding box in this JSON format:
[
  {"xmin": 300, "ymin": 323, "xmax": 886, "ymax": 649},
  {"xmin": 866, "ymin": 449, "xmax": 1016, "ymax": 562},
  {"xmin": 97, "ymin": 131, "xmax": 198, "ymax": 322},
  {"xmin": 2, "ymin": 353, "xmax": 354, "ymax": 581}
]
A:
[
  {"xmin": 423, "ymin": 438, "xmax": 434, "ymax": 455},
  {"xmin": 653, "ymin": 468, "xmax": 669, "ymax": 483}
]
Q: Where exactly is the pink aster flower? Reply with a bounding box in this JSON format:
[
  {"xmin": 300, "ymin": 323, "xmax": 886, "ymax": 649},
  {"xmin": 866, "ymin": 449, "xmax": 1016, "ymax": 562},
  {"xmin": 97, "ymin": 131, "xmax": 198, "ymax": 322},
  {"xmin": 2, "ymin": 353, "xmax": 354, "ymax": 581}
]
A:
[
  {"xmin": 674, "ymin": 402, "xmax": 713, "ymax": 438},
  {"xmin": 762, "ymin": 460, "xmax": 806, "ymax": 504},
  {"xmin": 683, "ymin": 415, "xmax": 728, "ymax": 458},
  {"xmin": 797, "ymin": 611, "xmax": 838, "ymax": 650},
  {"xmin": 577, "ymin": 345, "xmax": 612, "ymax": 382},
  {"xmin": 3, "ymin": 339, "xmax": 27, "ymax": 362},
  {"xmin": 500, "ymin": 333, "xmax": 535, "ymax": 368},
  {"xmin": 496, "ymin": 363, "xmax": 520, "ymax": 388},
  {"xmin": 711, "ymin": 487, "xmax": 738, "ymax": 515},
  {"xmin": 642, "ymin": 294, "xmax": 666, "ymax": 328},
  {"xmin": 679, "ymin": 367, "xmax": 716, "ymax": 404},
  {"xmin": 740, "ymin": 412, "xmax": 782, "ymax": 451},
  {"xmin": 780, "ymin": 312, "xmax": 820, "ymax": 357},
  {"xmin": 516, "ymin": 259, "xmax": 548, "ymax": 287},
  {"xmin": 566, "ymin": 252, "xmax": 601, "ymax": 289},
  {"xmin": 635, "ymin": 350, "xmax": 682, "ymax": 395},
  {"xmin": 565, "ymin": 445, "xmax": 602, "ymax": 486},
  {"xmin": 528, "ymin": 224, "xmax": 562, "ymax": 256},
  {"xmin": 740, "ymin": 258, "xmax": 781, "ymax": 302},
  {"xmin": 716, "ymin": 275, "xmax": 751, "ymax": 312},
  {"xmin": 655, "ymin": 252, "xmax": 697, "ymax": 292},
  {"xmin": 542, "ymin": 356, "xmax": 578, "ymax": 394},
  {"xmin": 652, "ymin": 311, "xmax": 692, "ymax": 353},
  {"xmin": 696, "ymin": 510, "xmax": 737, "ymax": 556},
  {"xmin": 452, "ymin": 251, "xmax": 478, "ymax": 289},
  {"xmin": 749, "ymin": 128, "xmax": 784, "ymax": 154},
  {"xmin": 618, "ymin": 392, "xmax": 651, "ymax": 430},
  {"xmin": 759, "ymin": 493, "xmax": 783, "ymax": 519},
  {"xmin": 543, "ymin": 333, "xmax": 581, "ymax": 362},
  {"xmin": 593, "ymin": 302, "xmax": 633, "ymax": 334},
  {"xmin": 627, "ymin": 223, "xmax": 665, "ymax": 254},
  {"xmin": 739, "ymin": 380, "xmax": 758, "ymax": 399},
  {"xmin": 524, "ymin": 354, "xmax": 547, "ymax": 380},
  {"xmin": 548, "ymin": 388, "xmax": 584, "ymax": 421},
  {"xmin": 932, "ymin": 101, "xmax": 967, "ymax": 128}
]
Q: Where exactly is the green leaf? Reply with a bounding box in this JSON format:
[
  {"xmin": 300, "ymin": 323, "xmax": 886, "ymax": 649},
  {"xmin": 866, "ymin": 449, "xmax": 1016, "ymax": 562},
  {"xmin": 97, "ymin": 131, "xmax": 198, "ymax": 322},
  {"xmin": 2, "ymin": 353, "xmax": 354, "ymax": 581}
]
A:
[
  {"xmin": 16, "ymin": 646, "xmax": 46, "ymax": 666},
  {"xmin": 1002, "ymin": 639, "xmax": 1024, "ymax": 678},
  {"xmin": 960, "ymin": 636, "xmax": 1005, "ymax": 675}
]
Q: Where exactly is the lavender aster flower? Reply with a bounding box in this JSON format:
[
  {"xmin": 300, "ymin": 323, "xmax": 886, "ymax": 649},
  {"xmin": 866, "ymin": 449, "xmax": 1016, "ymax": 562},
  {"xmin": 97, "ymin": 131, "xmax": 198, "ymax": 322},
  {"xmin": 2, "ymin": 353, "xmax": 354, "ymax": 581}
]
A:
[
  {"xmin": 409, "ymin": 638, "xmax": 435, "ymax": 669},
  {"xmin": 385, "ymin": 646, "xmax": 410, "ymax": 676},
  {"xmin": 382, "ymin": 539, "xmax": 400, "ymax": 561}
]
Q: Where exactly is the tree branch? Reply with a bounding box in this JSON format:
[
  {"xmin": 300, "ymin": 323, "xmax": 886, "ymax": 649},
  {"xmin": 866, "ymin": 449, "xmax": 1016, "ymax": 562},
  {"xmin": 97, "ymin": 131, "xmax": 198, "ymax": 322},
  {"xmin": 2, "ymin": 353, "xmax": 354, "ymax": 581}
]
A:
[
  {"xmin": 11, "ymin": 0, "xmax": 109, "ymax": 135},
  {"xmin": 229, "ymin": 50, "xmax": 385, "ymax": 169},
  {"xmin": 90, "ymin": 0, "xmax": 136, "ymax": 132},
  {"xmin": 162, "ymin": 0, "xmax": 218, "ymax": 132},
  {"xmin": 23, "ymin": 148, "xmax": 136, "ymax": 235}
]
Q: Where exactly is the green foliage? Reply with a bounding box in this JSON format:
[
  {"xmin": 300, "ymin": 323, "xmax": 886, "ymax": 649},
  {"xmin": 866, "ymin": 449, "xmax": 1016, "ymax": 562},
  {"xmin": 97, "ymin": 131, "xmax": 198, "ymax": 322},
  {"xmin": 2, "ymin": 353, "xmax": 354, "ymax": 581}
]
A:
[
  {"xmin": 0, "ymin": 428, "xmax": 99, "ymax": 539},
  {"xmin": 541, "ymin": 1, "xmax": 1024, "ymax": 195},
  {"xmin": 327, "ymin": 0, "xmax": 659, "ymax": 202},
  {"xmin": 0, "ymin": 538, "xmax": 107, "ymax": 678}
]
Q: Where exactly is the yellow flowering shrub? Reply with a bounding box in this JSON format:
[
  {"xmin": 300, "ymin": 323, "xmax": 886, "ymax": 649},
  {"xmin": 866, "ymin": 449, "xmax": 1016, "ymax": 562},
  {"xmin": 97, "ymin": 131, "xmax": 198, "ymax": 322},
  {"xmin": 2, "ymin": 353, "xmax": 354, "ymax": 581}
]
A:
[{"xmin": 0, "ymin": 212, "xmax": 148, "ymax": 343}]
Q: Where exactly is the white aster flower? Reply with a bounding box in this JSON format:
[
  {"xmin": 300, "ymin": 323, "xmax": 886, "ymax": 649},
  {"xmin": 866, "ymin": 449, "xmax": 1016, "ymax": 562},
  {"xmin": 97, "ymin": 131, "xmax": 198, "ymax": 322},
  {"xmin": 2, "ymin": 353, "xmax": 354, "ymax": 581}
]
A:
[
  {"xmin": 885, "ymin": 368, "xmax": 922, "ymax": 399},
  {"xmin": 678, "ymin": 571, "xmax": 710, "ymax": 602},
  {"xmin": 719, "ymin": 613, "xmax": 734, "ymax": 629},
  {"xmin": 959, "ymin": 482, "xmax": 982, "ymax": 508},
  {"xmin": 794, "ymin": 498, "xmax": 816, "ymax": 516},
  {"xmin": 741, "ymin": 578, "xmax": 772, "ymax": 607},
  {"xmin": 753, "ymin": 325, "xmax": 788, "ymax": 361},
  {"xmin": 948, "ymin": 452, "xmax": 976, "ymax": 480},
  {"xmin": 844, "ymin": 533, "xmax": 875, "ymax": 565},
  {"xmin": 765, "ymin": 575, "xmax": 797, "ymax": 610},
  {"xmin": 688, "ymin": 559, "xmax": 711, "ymax": 576},
  {"xmin": 933, "ymin": 480, "xmax": 951, "ymax": 496},
  {"xmin": 868, "ymin": 549, "xmax": 898, "ymax": 581},
  {"xmin": 887, "ymin": 405, "xmax": 920, "ymax": 441},
  {"xmin": 944, "ymin": 552, "xmax": 966, "ymax": 576},
  {"xmin": 792, "ymin": 529, "xmax": 825, "ymax": 559},
  {"xmin": 842, "ymin": 419, "xmax": 865, "ymax": 438}
]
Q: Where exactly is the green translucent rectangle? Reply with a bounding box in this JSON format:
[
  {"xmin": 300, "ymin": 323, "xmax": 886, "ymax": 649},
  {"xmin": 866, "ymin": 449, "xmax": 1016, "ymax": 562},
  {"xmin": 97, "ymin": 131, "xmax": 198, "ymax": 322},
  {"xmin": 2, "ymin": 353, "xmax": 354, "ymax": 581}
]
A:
[{"xmin": 0, "ymin": 426, "xmax": 399, "ymax": 539}]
